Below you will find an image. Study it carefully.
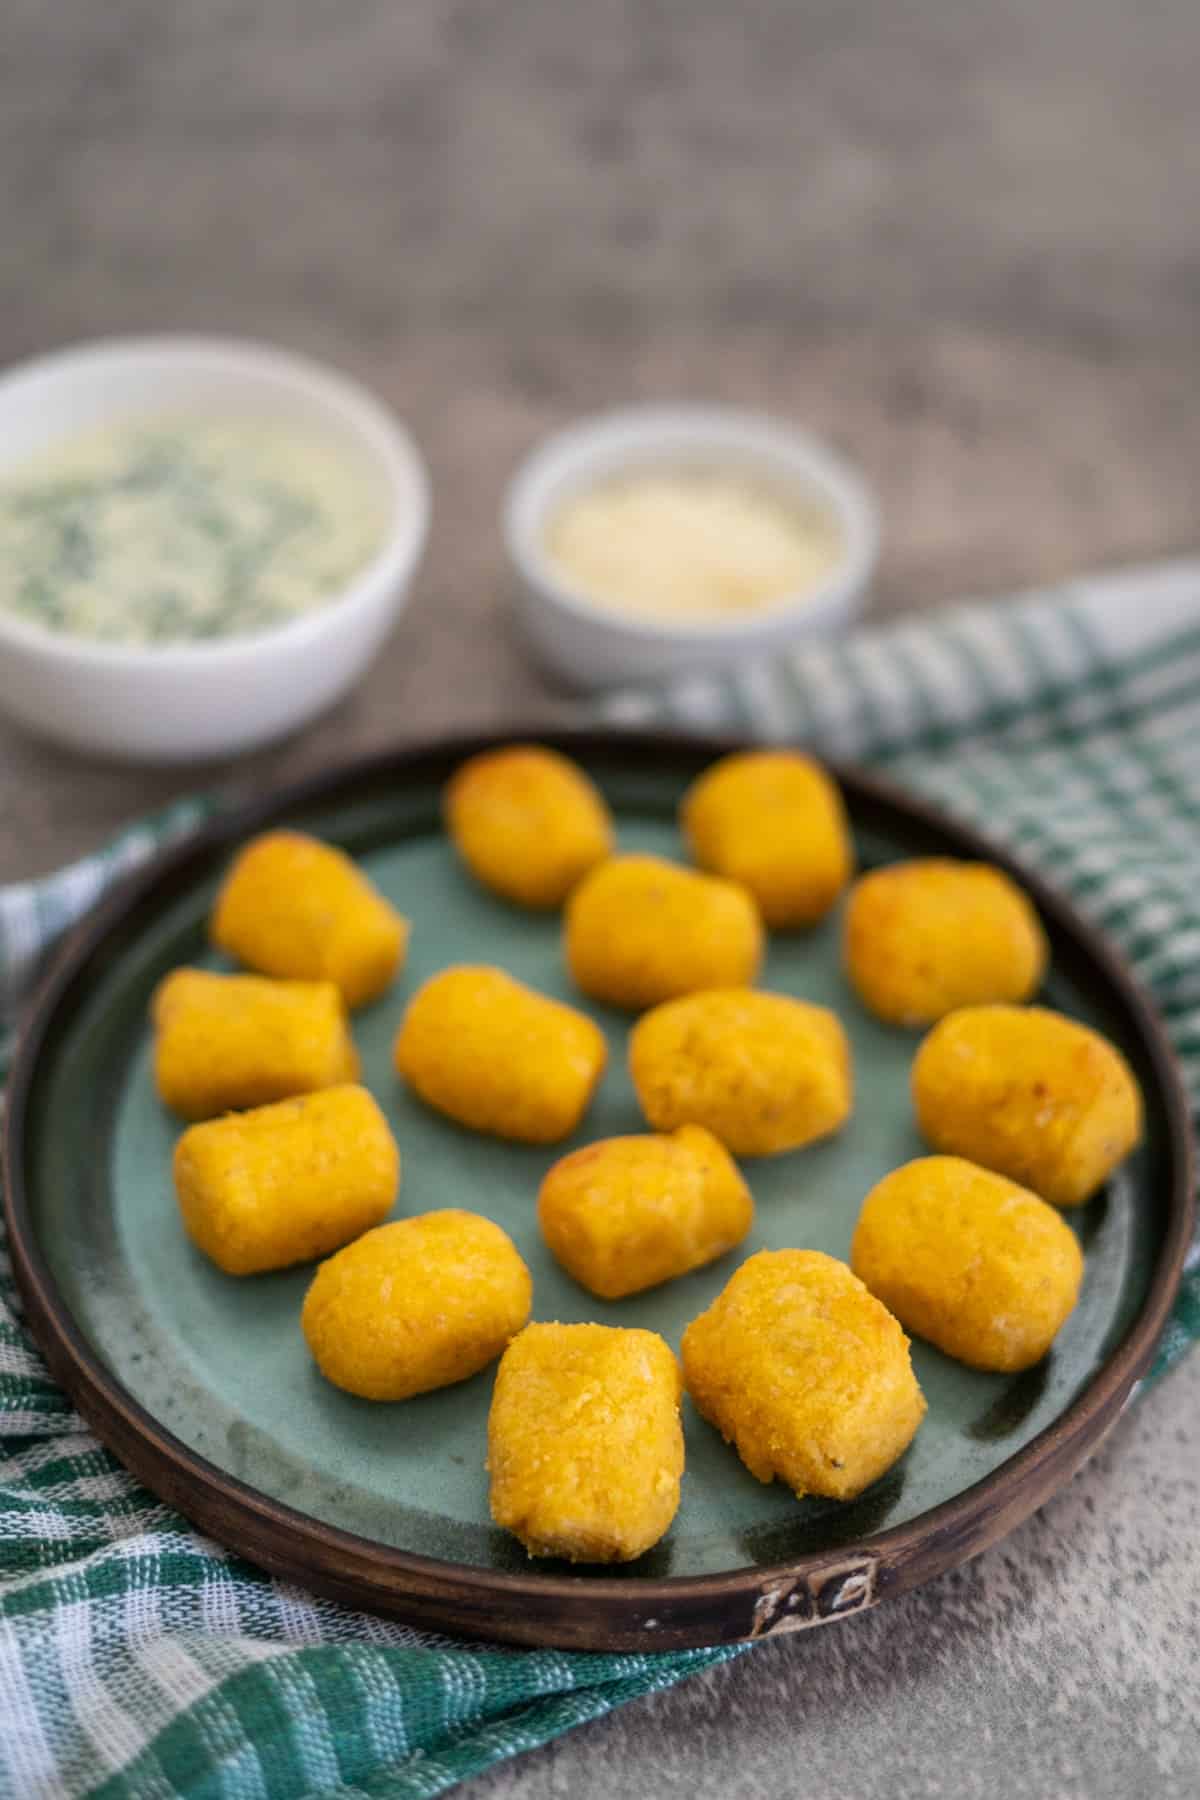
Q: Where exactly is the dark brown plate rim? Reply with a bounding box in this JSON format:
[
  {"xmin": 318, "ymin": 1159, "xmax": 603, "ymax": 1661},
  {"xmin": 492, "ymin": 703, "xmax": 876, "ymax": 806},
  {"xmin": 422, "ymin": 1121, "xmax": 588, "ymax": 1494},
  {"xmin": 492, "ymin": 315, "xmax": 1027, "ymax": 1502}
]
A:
[{"xmin": 4, "ymin": 728, "xmax": 1194, "ymax": 1651}]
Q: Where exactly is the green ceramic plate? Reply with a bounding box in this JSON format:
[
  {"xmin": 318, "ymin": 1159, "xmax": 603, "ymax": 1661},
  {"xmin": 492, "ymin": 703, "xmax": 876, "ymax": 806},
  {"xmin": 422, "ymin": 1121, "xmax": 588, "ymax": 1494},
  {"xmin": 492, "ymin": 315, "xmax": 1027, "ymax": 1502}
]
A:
[{"xmin": 5, "ymin": 732, "xmax": 1192, "ymax": 1651}]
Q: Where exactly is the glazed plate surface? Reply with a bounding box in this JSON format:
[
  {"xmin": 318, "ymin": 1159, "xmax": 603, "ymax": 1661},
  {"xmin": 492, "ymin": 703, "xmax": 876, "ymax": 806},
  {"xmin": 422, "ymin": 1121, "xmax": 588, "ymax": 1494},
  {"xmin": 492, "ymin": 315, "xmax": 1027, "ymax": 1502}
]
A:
[{"xmin": 5, "ymin": 733, "xmax": 1191, "ymax": 1649}]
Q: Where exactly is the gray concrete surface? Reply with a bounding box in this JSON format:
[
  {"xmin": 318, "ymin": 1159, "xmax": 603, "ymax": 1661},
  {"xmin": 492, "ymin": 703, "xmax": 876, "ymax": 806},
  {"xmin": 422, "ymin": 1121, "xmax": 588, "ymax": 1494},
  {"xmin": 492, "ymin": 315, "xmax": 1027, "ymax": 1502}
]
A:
[
  {"xmin": 2, "ymin": 4, "xmax": 1198, "ymax": 1795},
  {"xmin": 3, "ymin": 0, "xmax": 1200, "ymax": 879}
]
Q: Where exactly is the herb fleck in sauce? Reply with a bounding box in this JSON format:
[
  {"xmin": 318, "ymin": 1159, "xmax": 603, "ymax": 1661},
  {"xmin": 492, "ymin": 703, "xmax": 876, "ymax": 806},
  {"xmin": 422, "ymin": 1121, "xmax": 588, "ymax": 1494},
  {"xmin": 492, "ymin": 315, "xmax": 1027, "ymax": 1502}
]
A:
[{"xmin": 0, "ymin": 418, "xmax": 387, "ymax": 644}]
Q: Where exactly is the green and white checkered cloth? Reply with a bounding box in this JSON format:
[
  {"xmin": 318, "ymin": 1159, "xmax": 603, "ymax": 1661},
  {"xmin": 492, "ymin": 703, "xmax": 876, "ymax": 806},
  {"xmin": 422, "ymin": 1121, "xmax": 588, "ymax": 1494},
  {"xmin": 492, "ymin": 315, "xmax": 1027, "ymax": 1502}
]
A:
[{"xmin": 2, "ymin": 559, "xmax": 1199, "ymax": 1798}]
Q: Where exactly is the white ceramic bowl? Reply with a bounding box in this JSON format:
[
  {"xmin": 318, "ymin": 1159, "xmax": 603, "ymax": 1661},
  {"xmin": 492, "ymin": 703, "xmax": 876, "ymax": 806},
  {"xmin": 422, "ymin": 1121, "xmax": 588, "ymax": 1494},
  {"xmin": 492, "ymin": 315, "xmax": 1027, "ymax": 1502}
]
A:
[
  {"xmin": 505, "ymin": 405, "xmax": 879, "ymax": 690},
  {"xmin": 0, "ymin": 336, "xmax": 430, "ymax": 762}
]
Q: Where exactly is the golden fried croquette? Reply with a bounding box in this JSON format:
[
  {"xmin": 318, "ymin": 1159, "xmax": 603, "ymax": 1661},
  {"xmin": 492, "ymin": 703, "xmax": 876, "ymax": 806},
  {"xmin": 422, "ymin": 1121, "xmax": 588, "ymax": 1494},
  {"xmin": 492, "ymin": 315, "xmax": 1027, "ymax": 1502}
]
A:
[
  {"xmin": 212, "ymin": 830, "xmax": 408, "ymax": 1008},
  {"xmin": 302, "ymin": 1210, "xmax": 531, "ymax": 1400},
  {"xmin": 844, "ymin": 858, "xmax": 1047, "ymax": 1027},
  {"xmin": 851, "ymin": 1156, "xmax": 1084, "ymax": 1371},
  {"xmin": 565, "ymin": 853, "xmax": 763, "ymax": 1011},
  {"xmin": 682, "ymin": 749, "xmax": 854, "ymax": 927},
  {"xmin": 538, "ymin": 1125, "xmax": 753, "ymax": 1299},
  {"xmin": 173, "ymin": 1085, "xmax": 398, "ymax": 1276},
  {"xmin": 629, "ymin": 988, "xmax": 852, "ymax": 1155},
  {"xmin": 488, "ymin": 1322, "xmax": 683, "ymax": 1562},
  {"xmin": 912, "ymin": 1004, "xmax": 1143, "ymax": 1206},
  {"xmin": 394, "ymin": 964, "xmax": 606, "ymax": 1142},
  {"xmin": 682, "ymin": 1249, "xmax": 925, "ymax": 1502},
  {"xmin": 445, "ymin": 744, "xmax": 614, "ymax": 909},
  {"xmin": 152, "ymin": 967, "xmax": 359, "ymax": 1120}
]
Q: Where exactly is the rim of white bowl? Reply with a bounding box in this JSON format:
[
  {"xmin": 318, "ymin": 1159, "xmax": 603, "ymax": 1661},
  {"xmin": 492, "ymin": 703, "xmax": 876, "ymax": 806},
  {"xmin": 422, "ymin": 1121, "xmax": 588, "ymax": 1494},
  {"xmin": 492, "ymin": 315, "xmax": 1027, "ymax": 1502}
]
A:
[
  {"xmin": 504, "ymin": 404, "xmax": 879, "ymax": 644},
  {"xmin": 0, "ymin": 334, "xmax": 431, "ymax": 669}
]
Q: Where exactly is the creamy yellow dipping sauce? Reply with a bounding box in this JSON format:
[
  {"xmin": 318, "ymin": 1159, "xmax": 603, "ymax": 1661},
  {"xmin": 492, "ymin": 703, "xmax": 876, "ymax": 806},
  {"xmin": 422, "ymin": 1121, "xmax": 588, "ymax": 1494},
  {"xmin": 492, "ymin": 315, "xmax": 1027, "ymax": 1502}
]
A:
[
  {"xmin": 0, "ymin": 417, "xmax": 387, "ymax": 644},
  {"xmin": 543, "ymin": 468, "xmax": 842, "ymax": 623}
]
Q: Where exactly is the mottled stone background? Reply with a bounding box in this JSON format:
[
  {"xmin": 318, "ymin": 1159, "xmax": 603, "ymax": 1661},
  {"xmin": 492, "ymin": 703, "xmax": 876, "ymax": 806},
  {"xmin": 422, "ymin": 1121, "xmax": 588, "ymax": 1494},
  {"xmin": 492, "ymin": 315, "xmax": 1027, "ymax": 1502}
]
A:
[
  {"xmin": 3, "ymin": 3, "xmax": 1198, "ymax": 1794},
  {"xmin": 3, "ymin": 0, "xmax": 1200, "ymax": 874}
]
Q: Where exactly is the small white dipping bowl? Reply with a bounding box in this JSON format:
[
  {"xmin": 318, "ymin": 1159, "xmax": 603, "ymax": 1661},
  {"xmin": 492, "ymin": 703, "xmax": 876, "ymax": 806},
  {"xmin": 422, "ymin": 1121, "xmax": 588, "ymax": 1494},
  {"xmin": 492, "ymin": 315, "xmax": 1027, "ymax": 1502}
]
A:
[
  {"xmin": 506, "ymin": 406, "xmax": 878, "ymax": 690},
  {"xmin": 0, "ymin": 336, "xmax": 430, "ymax": 762}
]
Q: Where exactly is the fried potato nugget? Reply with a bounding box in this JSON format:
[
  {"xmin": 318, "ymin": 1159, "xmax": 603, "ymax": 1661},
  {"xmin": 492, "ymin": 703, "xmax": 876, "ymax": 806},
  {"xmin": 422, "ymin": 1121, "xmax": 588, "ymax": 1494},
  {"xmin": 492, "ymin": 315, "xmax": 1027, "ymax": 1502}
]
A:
[
  {"xmin": 682, "ymin": 750, "xmax": 854, "ymax": 927},
  {"xmin": 565, "ymin": 854, "xmax": 763, "ymax": 1011},
  {"xmin": 394, "ymin": 965, "xmax": 606, "ymax": 1142},
  {"xmin": 629, "ymin": 988, "xmax": 852, "ymax": 1155},
  {"xmin": 682, "ymin": 1250, "xmax": 925, "ymax": 1502},
  {"xmin": 211, "ymin": 830, "xmax": 408, "ymax": 1008},
  {"xmin": 538, "ymin": 1125, "xmax": 753, "ymax": 1299},
  {"xmin": 844, "ymin": 858, "xmax": 1047, "ymax": 1026},
  {"xmin": 153, "ymin": 968, "xmax": 359, "ymax": 1120},
  {"xmin": 912, "ymin": 1004, "xmax": 1143, "ymax": 1207},
  {"xmin": 302, "ymin": 1210, "xmax": 531, "ymax": 1401},
  {"xmin": 174, "ymin": 1085, "xmax": 399, "ymax": 1277},
  {"xmin": 488, "ymin": 1323, "xmax": 683, "ymax": 1562},
  {"xmin": 851, "ymin": 1156, "xmax": 1083, "ymax": 1372},
  {"xmin": 445, "ymin": 744, "xmax": 614, "ymax": 909}
]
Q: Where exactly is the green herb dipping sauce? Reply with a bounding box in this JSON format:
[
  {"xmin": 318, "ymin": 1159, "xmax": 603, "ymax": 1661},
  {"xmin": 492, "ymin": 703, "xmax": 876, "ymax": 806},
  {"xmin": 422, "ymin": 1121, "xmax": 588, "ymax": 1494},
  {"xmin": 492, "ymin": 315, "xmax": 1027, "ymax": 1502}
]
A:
[{"xmin": 0, "ymin": 417, "xmax": 388, "ymax": 644}]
